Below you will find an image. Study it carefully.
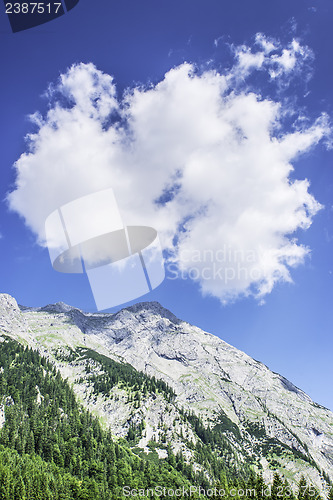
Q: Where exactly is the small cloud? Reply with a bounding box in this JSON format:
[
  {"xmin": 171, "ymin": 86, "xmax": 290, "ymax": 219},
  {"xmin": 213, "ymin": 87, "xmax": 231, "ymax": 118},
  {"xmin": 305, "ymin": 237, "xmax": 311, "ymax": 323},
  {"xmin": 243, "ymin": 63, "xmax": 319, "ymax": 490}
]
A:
[
  {"xmin": 255, "ymin": 33, "xmax": 278, "ymax": 54},
  {"xmin": 324, "ymin": 228, "xmax": 333, "ymax": 243},
  {"xmin": 214, "ymin": 36, "xmax": 224, "ymax": 48},
  {"xmin": 230, "ymin": 34, "xmax": 314, "ymax": 86}
]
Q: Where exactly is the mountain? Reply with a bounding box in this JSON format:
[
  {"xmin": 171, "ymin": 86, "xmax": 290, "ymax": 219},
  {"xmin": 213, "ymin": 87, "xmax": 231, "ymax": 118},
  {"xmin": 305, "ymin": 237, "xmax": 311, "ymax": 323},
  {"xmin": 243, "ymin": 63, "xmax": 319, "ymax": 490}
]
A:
[{"xmin": 1, "ymin": 292, "xmax": 333, "ymax": 497}]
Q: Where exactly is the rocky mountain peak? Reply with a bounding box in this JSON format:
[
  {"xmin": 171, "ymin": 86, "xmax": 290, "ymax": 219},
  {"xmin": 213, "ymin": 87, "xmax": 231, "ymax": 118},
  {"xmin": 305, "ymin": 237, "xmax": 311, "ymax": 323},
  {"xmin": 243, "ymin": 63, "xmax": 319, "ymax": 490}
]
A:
[
  {"xmin": 120, "ymin": 301, "xmax": 182, "ymax": 325},
  {"xmin": 39, "ymin": 302, "xmax": 77, "ymax": 314},
  {"xmin": 0, "ymin": 293, "xmax": 33, "ymax": 343},
  {"xmin": 0, "ymin": 293, "xmax": 20, "ymax": 314}
]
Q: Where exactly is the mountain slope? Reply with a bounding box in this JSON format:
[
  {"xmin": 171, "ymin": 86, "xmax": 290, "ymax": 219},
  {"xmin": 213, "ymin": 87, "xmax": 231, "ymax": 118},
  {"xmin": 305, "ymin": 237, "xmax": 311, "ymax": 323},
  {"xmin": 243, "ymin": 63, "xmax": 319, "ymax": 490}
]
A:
[
  {"xmin": 1, "ymin": 293, "xmax": 332, "ymax": 495},
  {"xmin": 0, "ymin": 335, "xmax": 221, "ymax": 499}
]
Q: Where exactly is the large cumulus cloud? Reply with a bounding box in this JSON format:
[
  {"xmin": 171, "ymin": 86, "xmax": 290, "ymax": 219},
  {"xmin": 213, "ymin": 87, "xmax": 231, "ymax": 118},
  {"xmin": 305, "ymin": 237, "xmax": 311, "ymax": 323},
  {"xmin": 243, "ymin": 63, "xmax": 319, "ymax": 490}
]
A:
[{"xmin": 8, "ymin": 35, "xmax": 331, "ymax": 303}]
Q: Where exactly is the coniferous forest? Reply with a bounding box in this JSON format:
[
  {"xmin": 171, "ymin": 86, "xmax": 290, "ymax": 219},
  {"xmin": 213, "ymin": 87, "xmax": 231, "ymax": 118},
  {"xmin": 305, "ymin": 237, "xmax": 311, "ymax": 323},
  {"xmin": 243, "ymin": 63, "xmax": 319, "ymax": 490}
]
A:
[{"xmin": 0, "ymin": 336, "xmax": 326, "ymax": 499}]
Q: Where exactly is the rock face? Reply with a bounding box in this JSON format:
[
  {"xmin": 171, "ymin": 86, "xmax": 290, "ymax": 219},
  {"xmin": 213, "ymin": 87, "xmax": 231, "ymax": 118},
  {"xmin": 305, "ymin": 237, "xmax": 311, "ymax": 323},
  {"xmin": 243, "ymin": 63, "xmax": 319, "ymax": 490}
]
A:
[
  {"xmin": 0, "ymin": 294, "xmax": 27, "ymax": 337},
  {"xmin": 0, "ymin": 293, "xmax": 333, "ymax": 494}
]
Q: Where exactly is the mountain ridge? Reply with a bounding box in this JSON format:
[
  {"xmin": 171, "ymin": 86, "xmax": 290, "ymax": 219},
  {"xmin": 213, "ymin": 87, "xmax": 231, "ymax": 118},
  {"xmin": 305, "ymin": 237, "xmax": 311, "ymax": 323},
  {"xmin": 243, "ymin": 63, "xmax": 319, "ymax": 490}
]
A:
[{"xmin": 0, "ymin": 292, "xmax": 332, "ymax": 495}]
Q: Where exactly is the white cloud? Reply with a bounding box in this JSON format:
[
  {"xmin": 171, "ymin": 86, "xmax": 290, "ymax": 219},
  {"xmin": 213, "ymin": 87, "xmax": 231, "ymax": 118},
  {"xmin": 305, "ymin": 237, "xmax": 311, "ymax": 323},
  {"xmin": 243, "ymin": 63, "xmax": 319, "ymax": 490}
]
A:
[
  {"xmin": 231, "ymin": 34, "xmax": 313, "ymax": 84},
  {"xmin": 7, "ymin": 37, "xmax": 331, "ymax": 304},
  {"xmin": 255, "ymin": 33, "xmax": 277, "ymax": 54}
]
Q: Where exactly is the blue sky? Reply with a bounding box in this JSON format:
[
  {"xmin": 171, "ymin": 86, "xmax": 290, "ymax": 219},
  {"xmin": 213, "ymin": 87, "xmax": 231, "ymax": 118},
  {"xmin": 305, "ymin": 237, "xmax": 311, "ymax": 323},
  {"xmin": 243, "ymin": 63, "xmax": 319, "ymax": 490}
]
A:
[{"xmin": 1, "ymin": 0, "xmax": 333, "ymax": 411}]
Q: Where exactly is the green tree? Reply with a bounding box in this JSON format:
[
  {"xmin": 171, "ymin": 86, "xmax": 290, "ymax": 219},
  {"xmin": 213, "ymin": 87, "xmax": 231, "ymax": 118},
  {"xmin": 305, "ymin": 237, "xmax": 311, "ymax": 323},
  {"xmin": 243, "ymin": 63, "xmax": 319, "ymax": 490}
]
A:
[
  {"xmin": 271, "ymin": 472, "xmax": 284, "ymax": 500},
  {"xmin": 298, "ymin": 476, "xmax": 313, "ymax": 500},
  {"xmin": 14, "ymin": 475, "xmax": 26, "ymax": 500}
]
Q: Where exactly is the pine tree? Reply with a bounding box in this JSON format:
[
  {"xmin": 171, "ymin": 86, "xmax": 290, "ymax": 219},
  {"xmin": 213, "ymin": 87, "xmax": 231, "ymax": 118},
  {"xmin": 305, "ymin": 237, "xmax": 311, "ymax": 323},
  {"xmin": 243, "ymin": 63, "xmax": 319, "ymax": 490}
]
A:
[
  {"xmin": 167, "ymin": 442, "xmax": 176, "ymax": 468},
  {"xmin": 271, "ymin": 472, "xmax": 284, "ymax": 500},
  {"xmin": 298, "ymin": 476, "xmax": 311, "ymax": 500},
  {"xmin": 25, "ymin": 429, "xmax": 35, "ymax": 455},
  {"xmin": 14, "ymin": 475, "xmax": 26, "ymax": 500},
  {"xmin": 255, "ymin": 473, "xmax": 267, "ymax": 500}
]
